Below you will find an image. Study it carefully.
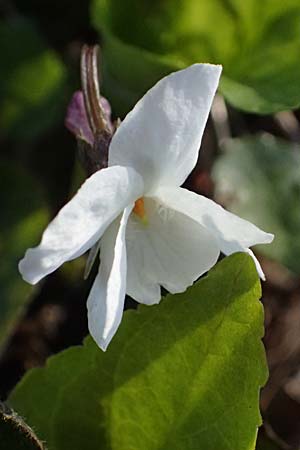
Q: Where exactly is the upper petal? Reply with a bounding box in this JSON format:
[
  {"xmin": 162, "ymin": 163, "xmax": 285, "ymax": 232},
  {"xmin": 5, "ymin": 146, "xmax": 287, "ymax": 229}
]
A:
[
  {"xmin": 126, "ymin": 197, "xmax": 220, "ymax": 305},
  {"xmin": 156, "ymin": 186, "xmax": 274, "ymax": 255},
  {"xmin": 19, "ymin": 166, "xmax": 143, "ymax": 285},
  {"xmin": 109, "ymin": 64, "xmax": 222, "ymax": 192},
  {"xmin": 87, "ymin": 205, "xmax": 132, "ymax": 351}
]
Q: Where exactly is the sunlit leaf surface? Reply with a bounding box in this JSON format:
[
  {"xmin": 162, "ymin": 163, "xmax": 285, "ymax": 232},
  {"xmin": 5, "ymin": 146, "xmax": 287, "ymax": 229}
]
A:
[{"xmin": 10, "ymin": 253, "xmax": 267, "ymax": 450}]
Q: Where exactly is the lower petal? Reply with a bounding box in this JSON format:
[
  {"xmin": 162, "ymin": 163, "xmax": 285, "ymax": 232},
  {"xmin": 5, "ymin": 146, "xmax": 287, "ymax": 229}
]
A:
[
  {"xmin": 125, "ymin": 197, "xmax": 220, "ymax": 304},
  {"xmin": 87, "ymin": 205, "xmax": 132, "ymax": 351}
]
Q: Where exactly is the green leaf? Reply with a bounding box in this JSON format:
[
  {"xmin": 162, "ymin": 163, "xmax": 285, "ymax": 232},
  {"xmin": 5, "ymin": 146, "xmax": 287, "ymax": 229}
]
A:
[
  {"xmin": 92, "ymin": 0, "xmax": 300, "ymax": 114},
  {"xmin": 0, "ymin": 403, "xmax": 44, "ymax": 450},
  {"xmin": 9, "ymin": 253, "xmax": 267, "ymax": 450},
  {"xmin": 0, "ymin": 160, "xmax": 49, "ymax": 347},
  {"xmin": 0, "ymin": 19, "xmax": 66, "ymax": 140},
  {"xmin": 212, "ymin": 134, "xmax": 300, "ymax": 272}
]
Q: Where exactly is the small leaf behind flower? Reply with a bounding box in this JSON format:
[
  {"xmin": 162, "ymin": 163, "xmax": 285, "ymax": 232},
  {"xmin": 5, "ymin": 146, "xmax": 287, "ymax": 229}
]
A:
[
  {"xmin": 213, "ymin": 134, "xmax": 300, "ymax": 273},
  {"xmin": 9, "ymin": 253, "xmax": 267, "ymax": 450}
]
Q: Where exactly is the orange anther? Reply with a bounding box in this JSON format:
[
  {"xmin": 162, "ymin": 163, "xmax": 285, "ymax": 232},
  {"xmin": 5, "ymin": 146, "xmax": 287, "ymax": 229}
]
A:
[{"xmin": 133, "ymin": 197, "xmax": 147, "ymax": 224}]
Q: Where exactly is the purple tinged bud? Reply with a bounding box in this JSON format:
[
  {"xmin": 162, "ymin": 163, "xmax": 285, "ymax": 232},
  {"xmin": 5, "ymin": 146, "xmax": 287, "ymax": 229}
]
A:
[
  {"xmin": 65, "ymin": 91, "xmax": 94, "ymax": 145},
  {"xmin": 65, "ymin": 91, "xmax": 113, "ymax": 145}
]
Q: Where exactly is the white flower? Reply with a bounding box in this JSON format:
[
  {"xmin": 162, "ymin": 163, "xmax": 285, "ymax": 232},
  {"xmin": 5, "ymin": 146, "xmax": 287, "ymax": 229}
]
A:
[{"xmin": 19, "ymin": 64, "xmax": 273, "ymax": 350}]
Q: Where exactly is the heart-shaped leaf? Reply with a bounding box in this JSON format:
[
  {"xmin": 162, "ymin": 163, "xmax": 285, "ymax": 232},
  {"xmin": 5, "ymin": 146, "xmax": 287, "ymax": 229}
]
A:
[{"xmin": 9, "ymin": 253, "xmax": 267, "ymax": 450}]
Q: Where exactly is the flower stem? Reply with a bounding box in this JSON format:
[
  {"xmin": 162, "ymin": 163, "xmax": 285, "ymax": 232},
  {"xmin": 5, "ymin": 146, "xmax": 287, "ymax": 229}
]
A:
[{"xmin": 80, "ymin": 45, "xmax": 113, "ymax": 174}]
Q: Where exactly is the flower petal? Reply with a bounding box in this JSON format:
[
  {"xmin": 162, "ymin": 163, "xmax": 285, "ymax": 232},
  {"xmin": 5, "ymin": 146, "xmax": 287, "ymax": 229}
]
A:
[
  {"xmin": 156, "ymin": 186, "xmax": 274, "ymax": 255},
  {"xmin": 245, "ymin": 249, "xmax": 266, "ymax": 281},
  {"xmin": 19, "ymin": 166, "xmax": 143, "ymax": 285},
  {"xmin": 87, "ymin": 205, "xmax": 132, "ymax": 351},
  {"xmin": 126, "ymin": 197, "xmax": 220, "ymax": 304},
  {"xmin": 109, "ymin": 64, "xmax": 222, "ymax": 192}
]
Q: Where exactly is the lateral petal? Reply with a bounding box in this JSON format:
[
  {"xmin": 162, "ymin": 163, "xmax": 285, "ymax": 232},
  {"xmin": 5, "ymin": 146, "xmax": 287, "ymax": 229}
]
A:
[
  {"xmin": 19, "ymin": 166, "xmax": 143, "ymax": 284},
  {"xmin": 245, "ymin": 249, "xmax": 266, "ymax": 281},
  {"xmin": 156, "ymin": 186, "xmax": 274, "ymax": 256},
  {"xmin": 109, "ymin": 64, "xmax": 222, "ymax": 193}
]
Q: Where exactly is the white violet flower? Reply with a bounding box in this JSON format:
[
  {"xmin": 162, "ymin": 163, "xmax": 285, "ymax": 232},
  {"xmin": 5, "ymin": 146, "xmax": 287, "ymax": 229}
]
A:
[{"xmin": 19, "ymin": 64, "xmax": 274, "ymax": 350}]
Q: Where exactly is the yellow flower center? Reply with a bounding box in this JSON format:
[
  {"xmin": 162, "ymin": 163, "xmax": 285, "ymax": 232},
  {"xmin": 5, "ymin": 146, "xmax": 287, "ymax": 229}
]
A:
[{"xmin": 133, "ymin": 197, "xmax": 148, "ymax": 225}]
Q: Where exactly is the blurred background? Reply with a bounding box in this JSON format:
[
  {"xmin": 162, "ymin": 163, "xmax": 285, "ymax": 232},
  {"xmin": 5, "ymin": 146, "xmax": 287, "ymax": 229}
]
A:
[{"xmin": 1, "ymin": 1, "xmax": 300, "ymax": 449}]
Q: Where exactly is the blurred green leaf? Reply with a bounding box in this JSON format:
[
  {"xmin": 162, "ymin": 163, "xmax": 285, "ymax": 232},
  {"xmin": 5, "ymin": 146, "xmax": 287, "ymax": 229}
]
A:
[
  {"xmin": 0, "ymin": 403, "xmax": 44, "ymax": 450},
  {"xmin": 92, "ymin": 0, "xmax": 300, "ymax": 114},
  {"xmin": 96, "ymin": 28, "xmax": 180, "ymax": 116},
  {"xmin": 0, "ymin": 19, "xmax": 66, "ymax": 140},
  {"xmin": 0, "ymin": 160, "xmax": 49, "ymax": 347},
  {"xmin": 213, "ymin": 134, "xmax": 300, "ymax": 272},
  {"xmin": 10, "ymin": 253, "xmax": 266, "ymax": 450}
]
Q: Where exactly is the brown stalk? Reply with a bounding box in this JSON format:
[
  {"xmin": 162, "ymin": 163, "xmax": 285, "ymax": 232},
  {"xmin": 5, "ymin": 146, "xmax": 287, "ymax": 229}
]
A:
[
  {"xmin": 80, "ymin": 45, "xmax": 110, "ymax": 135},
  {"xmin": 80, "ymin": 45, "xmax": 113, "ymax": 175}
]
